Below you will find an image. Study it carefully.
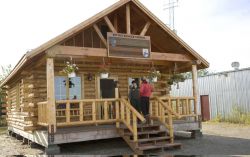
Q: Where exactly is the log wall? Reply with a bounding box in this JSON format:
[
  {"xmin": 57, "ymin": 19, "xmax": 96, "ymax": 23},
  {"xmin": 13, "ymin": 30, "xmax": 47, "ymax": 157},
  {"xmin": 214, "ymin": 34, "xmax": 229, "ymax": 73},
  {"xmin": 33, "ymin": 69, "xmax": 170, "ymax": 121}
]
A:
[
  {"xmin": 6, "ymin": 65, "xmax": 46, "ymax": 131},
  {"xmin": 5, "ymin": 56, "xmax": 170, "ymax": 132}
]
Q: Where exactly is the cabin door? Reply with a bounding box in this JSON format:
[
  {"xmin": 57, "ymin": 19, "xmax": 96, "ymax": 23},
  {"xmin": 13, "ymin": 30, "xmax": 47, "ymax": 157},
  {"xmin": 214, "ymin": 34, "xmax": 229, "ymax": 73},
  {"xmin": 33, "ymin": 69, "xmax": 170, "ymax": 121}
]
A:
[
  {"xmin": 200, "ymin": 95, "xmax": 210, "ymax": 121},
  {"xmin": 100, "ymin": 79, "xmax": 116, "ymax": 98}
]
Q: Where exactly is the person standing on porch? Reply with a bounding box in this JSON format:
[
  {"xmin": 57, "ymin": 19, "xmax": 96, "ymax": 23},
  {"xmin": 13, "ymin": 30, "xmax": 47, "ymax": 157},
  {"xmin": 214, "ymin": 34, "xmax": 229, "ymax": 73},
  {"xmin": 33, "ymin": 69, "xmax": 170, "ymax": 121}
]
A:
[
  {"xmin": 129, "ymin": 80, "xmax": 141, "ymax": 113},
  {"xmin": 140, "ymin": 77, "xmax": 153, "ymax": 123}
]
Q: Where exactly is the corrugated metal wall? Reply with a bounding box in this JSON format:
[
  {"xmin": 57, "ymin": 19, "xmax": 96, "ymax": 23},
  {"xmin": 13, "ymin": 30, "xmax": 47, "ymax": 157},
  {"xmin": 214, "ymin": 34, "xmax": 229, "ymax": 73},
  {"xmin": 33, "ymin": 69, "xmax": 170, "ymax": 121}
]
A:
[{"xmin": 170, "ymin": 68, "xmax": 250, "ymax": 119}]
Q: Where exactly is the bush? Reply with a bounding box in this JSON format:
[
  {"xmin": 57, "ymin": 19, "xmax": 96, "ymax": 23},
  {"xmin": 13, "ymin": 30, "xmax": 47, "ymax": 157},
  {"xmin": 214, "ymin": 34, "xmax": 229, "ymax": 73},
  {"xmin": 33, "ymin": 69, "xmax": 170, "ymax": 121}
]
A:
[
  {"xmin": 226, "ymin": 106, "xmax": 250, "ymax": 125},
  {"xmin": 210, "ymin": 113, "xmax": 223, "ymax": 123}
]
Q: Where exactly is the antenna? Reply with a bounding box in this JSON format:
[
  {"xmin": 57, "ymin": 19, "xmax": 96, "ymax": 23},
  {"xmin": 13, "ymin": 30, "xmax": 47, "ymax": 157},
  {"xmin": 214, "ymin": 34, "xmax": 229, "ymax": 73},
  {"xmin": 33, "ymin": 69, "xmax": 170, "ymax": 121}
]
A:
[{"xmin": 163, "ymin": 0, "xmax": 179, "ymax": 33}]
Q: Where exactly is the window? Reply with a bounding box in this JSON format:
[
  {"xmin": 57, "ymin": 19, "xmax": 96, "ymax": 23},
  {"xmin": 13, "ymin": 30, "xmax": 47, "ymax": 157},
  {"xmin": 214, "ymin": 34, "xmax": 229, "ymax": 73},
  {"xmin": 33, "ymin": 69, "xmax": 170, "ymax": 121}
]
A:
[{"xmin": 55, "ymin": 76, "xmax": 82, "ymax": 100}]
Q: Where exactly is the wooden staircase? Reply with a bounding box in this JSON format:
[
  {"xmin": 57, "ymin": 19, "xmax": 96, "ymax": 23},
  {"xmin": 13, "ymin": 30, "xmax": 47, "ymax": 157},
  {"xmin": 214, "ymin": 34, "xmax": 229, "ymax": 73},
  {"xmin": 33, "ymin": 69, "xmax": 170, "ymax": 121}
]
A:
[{"xmin": 117, "ymin": 123, "xmax": 181, "ymax": 154}]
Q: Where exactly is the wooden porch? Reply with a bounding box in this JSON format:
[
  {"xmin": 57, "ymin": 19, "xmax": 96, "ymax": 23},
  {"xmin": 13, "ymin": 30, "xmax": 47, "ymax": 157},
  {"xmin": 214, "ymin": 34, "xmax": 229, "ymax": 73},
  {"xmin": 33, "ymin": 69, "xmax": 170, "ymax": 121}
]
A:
[{"xmin": 36, "ymin": 93, "xmax": 199, "ymax": 153}]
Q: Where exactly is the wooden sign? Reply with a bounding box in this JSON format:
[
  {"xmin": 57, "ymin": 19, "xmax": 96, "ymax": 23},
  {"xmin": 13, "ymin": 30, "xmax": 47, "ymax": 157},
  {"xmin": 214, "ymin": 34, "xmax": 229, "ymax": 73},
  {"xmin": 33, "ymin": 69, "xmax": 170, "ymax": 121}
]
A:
[{"xmin": 107, "ymin": 32, "xmax": 151, "ymax": 59}]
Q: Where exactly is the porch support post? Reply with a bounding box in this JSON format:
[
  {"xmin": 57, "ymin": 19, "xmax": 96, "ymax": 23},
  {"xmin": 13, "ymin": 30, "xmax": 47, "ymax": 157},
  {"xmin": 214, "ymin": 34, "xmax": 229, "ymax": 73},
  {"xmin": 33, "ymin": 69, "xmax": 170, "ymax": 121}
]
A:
[
  {"xmin": 192, "ymin": 64, "xmax": 198, "ymax": 121},
  {"xmin": 46, "ymin": 58, "xmax": 57, "ymax": 134}
]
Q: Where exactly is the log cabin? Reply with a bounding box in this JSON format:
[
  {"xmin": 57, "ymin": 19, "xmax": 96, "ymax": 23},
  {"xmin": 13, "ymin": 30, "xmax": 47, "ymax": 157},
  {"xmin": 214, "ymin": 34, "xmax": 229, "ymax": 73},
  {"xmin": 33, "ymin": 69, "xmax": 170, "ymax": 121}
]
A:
[{"xmin": 0, "ymin": 0, "xmax": 209, "ymax": 154}]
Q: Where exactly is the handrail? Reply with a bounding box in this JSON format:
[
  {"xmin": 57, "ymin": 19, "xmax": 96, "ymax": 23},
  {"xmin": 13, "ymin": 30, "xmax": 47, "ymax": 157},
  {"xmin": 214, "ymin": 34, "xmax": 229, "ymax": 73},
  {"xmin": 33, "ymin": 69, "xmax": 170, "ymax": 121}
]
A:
[
  {"xmin": 56, "ymin": 98, "xmax": 117, "ymax": 104},
  {"xmin": 120, "ymin": 98, "xmax": 145, "ymax": 122},
  {"xmin": 150, "ymin": 96, "xmax": 197, "ymax": 143},
  {"xmin": 156, "ymin": 98, "xmax": 181, "ymax": 119},
  {"xmin": 119, "ymin": 98, "xmax": 146, "ymax": 141}
]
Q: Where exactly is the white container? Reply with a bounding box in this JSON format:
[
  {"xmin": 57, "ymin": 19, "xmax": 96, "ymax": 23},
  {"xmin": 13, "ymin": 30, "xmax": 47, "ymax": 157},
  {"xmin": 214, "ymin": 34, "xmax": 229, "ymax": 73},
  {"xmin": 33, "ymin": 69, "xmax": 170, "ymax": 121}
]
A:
[
  {"xmin": 152, "ymin": 77, "xmax": 158, "ymax": 82},
  {"xmin": 68, "ymin": 72, "xmax": 76, "ymax": 78},
  {"xmin": 100, "ymin": 73, "xmax": 109, "ymax": 79}
]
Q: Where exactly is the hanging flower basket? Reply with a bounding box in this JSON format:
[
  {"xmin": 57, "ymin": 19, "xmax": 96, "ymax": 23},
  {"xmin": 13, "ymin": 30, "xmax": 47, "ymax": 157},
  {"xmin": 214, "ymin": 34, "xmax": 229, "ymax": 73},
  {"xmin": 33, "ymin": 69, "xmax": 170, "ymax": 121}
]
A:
[
  {"xmin": 167, "ymin": 73, "xmax": 186, "ymax": 89},
  {"xmin": 100, "ymin": 72, "xmax": 109, "ymax": 79},
  {"xmin": 98, "ymin": 58, "xmax": 110, "ymax": 79},
  {"xmin": 152, "ymin": 77, "xmax": 158, "ymax": 82},
  {"xmin": 148, "ymin": 67, "xmax": 161, "ymax": 82},
  {"xmin": 68, "ymin": 72, "xmax": 76, "ymax": 78},
  {"xmin": 61, "ymin": 58, "xmax": 79, "ymax": 78}
]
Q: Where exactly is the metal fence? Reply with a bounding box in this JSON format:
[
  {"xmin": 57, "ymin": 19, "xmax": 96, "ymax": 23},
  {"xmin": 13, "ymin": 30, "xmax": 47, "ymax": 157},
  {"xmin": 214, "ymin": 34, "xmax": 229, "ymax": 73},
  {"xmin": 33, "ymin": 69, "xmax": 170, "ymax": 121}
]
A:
[{"xmin": 170, "ymin": 68, "xmax": 250, "ymax": 119}]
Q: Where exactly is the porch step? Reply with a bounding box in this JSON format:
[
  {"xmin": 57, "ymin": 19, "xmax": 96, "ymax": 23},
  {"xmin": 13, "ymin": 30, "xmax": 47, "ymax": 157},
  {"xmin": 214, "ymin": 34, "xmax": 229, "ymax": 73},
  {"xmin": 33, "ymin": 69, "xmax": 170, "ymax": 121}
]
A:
[
  {"xmin": 138, "ymin": 142, "xmax": 182, "ymax": 151},
  {"xmin": 118, "ymin": 122, "xmax": 181, "ymax": 154},
  {"xmin": 124, "ymin": 130, "xmax": 166, "ymax": 136},
  {"xmin": 137, "ymin": 136, "xmax": 170, "ymax": 143}
]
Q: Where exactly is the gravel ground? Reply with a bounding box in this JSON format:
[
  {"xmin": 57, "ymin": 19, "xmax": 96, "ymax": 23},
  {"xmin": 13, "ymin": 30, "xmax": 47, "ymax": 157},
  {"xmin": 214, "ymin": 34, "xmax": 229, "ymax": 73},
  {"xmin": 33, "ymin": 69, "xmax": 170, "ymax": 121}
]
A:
[
  {"xmin": 0, "ymin": 127, "xmax": 43, "ymax": 155},
  {"xmin": 0, "ymin": 123, "xmax": 250, "ymax": 155}
]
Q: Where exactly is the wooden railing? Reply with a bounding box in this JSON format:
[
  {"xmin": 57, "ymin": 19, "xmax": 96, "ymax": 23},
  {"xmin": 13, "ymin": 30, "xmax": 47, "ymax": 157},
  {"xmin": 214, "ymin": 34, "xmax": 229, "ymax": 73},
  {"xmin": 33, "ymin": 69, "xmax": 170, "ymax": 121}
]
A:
[
  {"xmin": 150, "ymin": 96, "xmax": 197, "ymax": 143},
  {"xmin": 37, "ymin": 98, "xmax": 145, "ymax": 142},
  {"xmin": 120, "ymin": 98, "xmax": 145, "ymax": 141}
]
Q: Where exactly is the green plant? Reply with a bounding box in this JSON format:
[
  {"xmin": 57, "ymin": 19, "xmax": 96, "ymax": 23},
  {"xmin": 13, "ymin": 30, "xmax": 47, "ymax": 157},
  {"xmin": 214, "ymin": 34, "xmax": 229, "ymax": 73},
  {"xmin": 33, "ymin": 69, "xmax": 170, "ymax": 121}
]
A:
[
  {"xmin": 61, "ymin": 61, "xmax": 79, "ymax": 74},
  {"xmin": 148, "ymin": 68, "xmax": 161, "ymax": 80},
  {"xmin": 98, "ymin": 63, "xmax": 110, "ymax": 73},
  {"xmin": 226, "ymin": 105, "xmax": 250, "ymax": 125},
  {"xmin": 167, "ymin": 73, "xmax": 185, "ymax": 86},
  {"xmin": 210, "ymin": 113, "xmax": 223, "ymax": 122}
]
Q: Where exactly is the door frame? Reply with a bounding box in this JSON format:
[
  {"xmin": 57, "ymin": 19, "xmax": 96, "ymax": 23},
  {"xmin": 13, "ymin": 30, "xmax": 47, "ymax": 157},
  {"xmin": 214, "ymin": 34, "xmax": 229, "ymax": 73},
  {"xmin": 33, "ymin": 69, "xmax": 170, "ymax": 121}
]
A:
[{"xmin": 96, "ymin": 75, "xmax": 118, "ymax": 99}]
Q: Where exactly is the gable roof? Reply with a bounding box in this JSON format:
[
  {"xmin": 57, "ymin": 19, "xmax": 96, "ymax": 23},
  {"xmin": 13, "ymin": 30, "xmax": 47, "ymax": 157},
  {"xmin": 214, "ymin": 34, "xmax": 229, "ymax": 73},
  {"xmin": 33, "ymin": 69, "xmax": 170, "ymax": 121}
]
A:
[{"xmin": 1, "ymin": 0, "xmax": 209, "ymax": 87}]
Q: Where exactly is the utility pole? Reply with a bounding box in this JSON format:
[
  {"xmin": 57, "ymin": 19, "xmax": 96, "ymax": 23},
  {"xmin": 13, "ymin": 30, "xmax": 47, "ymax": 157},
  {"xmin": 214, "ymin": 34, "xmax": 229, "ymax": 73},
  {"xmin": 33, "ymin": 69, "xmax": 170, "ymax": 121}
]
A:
[{"xmin": 163, "ymin": 0, "xmax": 179, "ymax": 33}]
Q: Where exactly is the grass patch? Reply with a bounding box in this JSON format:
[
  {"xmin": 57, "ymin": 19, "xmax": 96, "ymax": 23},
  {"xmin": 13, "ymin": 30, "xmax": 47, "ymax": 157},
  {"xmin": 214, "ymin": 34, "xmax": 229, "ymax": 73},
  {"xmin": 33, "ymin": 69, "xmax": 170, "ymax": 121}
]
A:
[{"xmin": 210, "ymin": 106, "xmax": 250, "ymax": 125}]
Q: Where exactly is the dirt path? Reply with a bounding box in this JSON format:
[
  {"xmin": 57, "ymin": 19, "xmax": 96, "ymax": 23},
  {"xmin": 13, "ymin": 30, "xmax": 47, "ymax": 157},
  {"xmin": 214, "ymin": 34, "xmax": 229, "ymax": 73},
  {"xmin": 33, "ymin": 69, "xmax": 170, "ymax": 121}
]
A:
[{"xmin": 202, "ymin": 122, "xmax": 250, "ymax": 139}]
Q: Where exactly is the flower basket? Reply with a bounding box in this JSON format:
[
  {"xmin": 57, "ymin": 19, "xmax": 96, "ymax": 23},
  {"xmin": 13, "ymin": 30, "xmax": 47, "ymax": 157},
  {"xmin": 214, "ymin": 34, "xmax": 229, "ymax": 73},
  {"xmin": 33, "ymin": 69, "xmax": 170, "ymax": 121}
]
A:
[
  {"xmin": 152, "ymin": 77, "xmax": 158, "ymax": 82},
  {"xmin": 100, "ymin": 72, "xmax": 109, "ymax": 79},
  {"xmin": 68, "ymin": 72, "xmax": 76, "ymax": 78},
  {"xmin": 148, "ymin": 68, "xmax": 161, "ymax": 82},
  {"xmin": 98, "ymin": 59, "xmax": 110, "ymax": 79},
  {"xmin": 61, "ymin": 58, "xmax": 79, "ymax": 77}
]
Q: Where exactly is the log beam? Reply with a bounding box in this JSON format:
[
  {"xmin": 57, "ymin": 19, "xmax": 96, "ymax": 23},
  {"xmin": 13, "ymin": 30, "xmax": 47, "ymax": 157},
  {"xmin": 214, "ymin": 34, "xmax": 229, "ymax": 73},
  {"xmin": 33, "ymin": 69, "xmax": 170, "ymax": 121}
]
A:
[
  {"xmin": 126, "ymin": 4, "xmax": 131, "ymax": 34},
  {"xmin": 114, "ymin": 14, "xmax": 118, "ymax": 31},
  {"xmin": 104, "ymin": 16, "xmax": 117, "ymax": 33},
  {"xmin": 140, "ymin": 22, "xmax": 151, "ymax": 36},
  {"xmin": 93, "ymin": 24, "xmax": 107, "ymax": 47},
  {"xmin": 47, "ymin": 46, "xmax": 192, "ymax": 62}
]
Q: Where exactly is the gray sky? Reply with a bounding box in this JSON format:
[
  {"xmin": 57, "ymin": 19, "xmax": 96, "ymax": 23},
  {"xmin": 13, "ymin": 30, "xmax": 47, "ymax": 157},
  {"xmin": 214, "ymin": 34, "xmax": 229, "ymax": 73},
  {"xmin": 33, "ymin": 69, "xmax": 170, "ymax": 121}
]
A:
[{"xmin": 0, "ymin": 0, "xmax": 249, "ymax": 72}]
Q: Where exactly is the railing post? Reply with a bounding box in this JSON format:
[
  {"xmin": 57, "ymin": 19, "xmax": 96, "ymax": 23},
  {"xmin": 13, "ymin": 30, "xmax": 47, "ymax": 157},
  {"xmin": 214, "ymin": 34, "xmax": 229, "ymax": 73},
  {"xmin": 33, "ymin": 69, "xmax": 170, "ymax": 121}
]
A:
[
  {"xmin": 192, "ymin": 64, "xmax": 198, "ymax": 120},
  {"xmin": 92, "ymin": 101, "xmax": 96, "ymax": 123},
  {"xmin": 168, "ymin": 112, "xmax": 174, "ymax": 143},
  {"xmin": 132, "ymin": 113, "xmax": 138, "ymax": 142},
  {"xmin": 121, "ymin": 101, "xmax": 125, "ymax": 121},
  {"xmin": 186, "ymin": 99, "xmax": 189, "ymax": 115},
  {"xmin": 80, "ymin": 102, "xmax": 83, "ymax": 121},
  {"xmin": 104, "ymin": 101, "xmax": 108, "ymax": 120},
  {"xmin": 126, "ymin": 106, "xmax": 131, "ymax": 125},
  {"xmin": 176, "ymin": 99, "xmax": 179, "ymax": 114},
  {"xmin": 66, "ymin": 102, "xmax": 70, "ymax": 123},
  {"xmin": 115, "ymin": 88, "xmax": 120, "ymax": 128}
]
